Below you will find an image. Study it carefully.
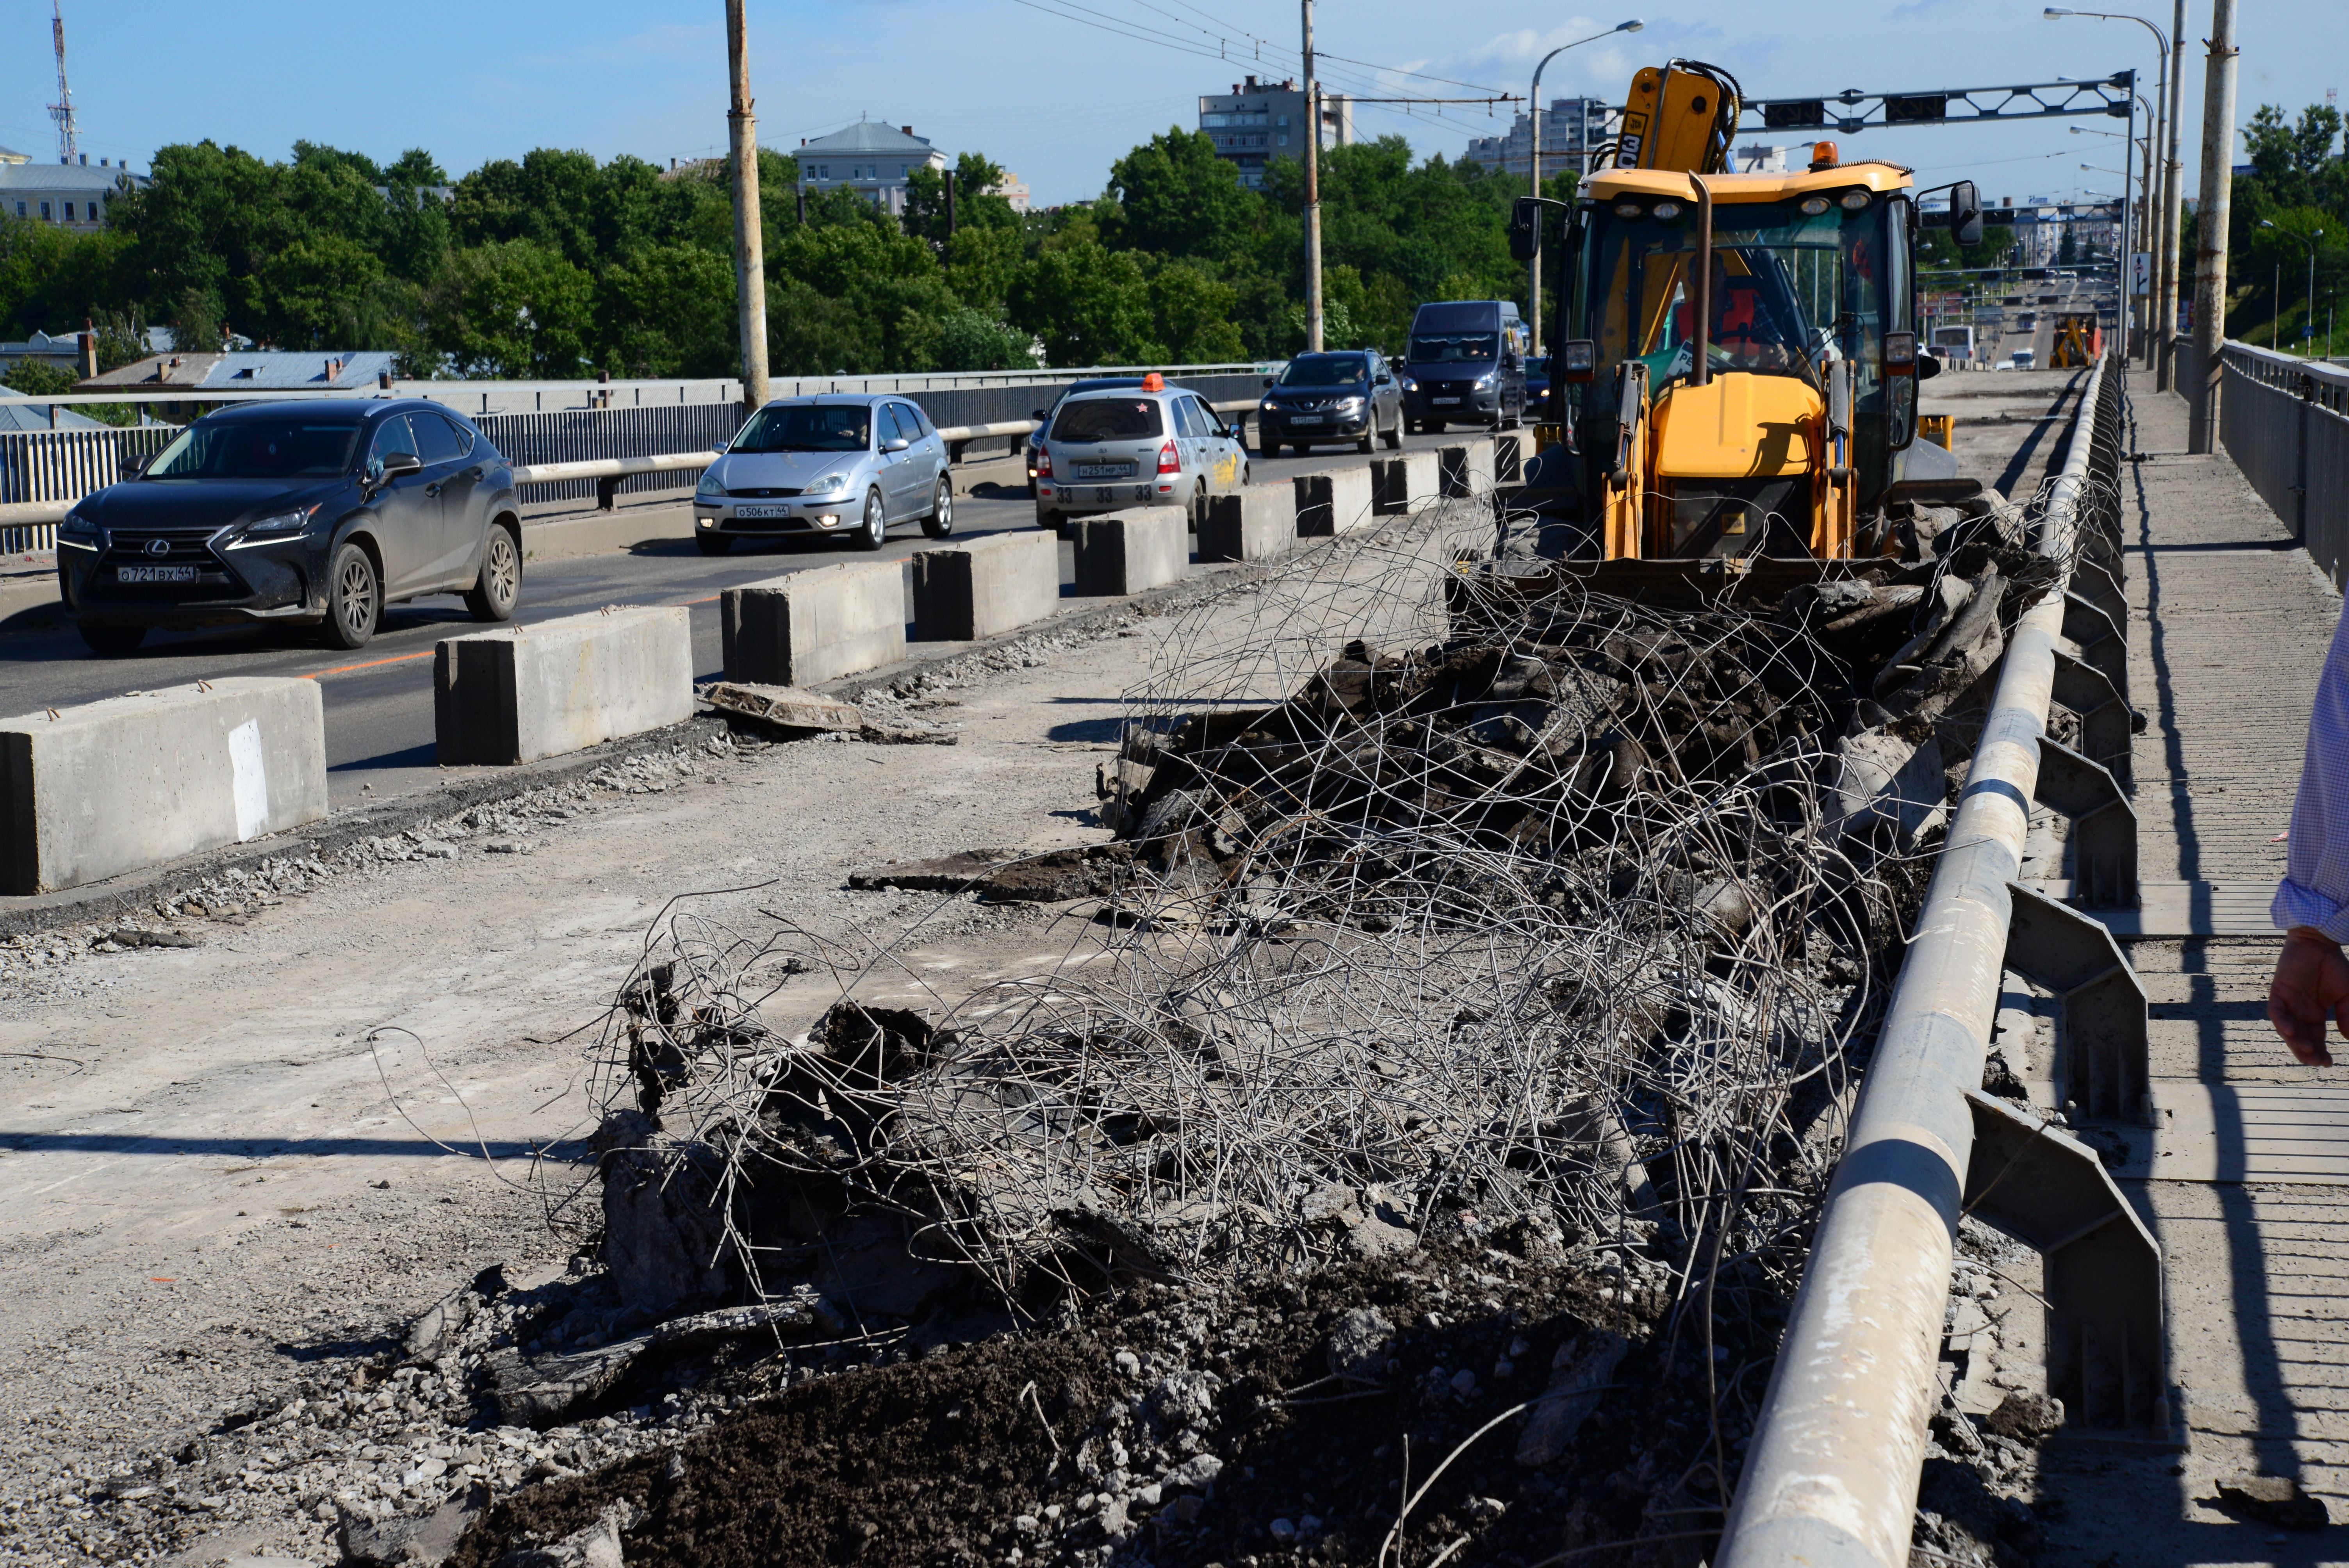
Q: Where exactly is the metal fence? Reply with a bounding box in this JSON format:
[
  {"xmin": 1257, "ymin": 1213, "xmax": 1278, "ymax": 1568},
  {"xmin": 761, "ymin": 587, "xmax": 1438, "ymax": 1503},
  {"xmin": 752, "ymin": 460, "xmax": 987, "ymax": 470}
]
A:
[
  {"xmin": 0, "ymin": 363, "xmax": 1281, "ymax": 528},
  {"xmin": 0, "ymin": 426, "xmax": 176, "ymax": 552},
  {"xmin": 479, "ymin": 403, "xmax": 748, "ymax": 508},
  {"xmin": 2219, "ymin": 342, "xmax": 2349, "ymax": 587}
]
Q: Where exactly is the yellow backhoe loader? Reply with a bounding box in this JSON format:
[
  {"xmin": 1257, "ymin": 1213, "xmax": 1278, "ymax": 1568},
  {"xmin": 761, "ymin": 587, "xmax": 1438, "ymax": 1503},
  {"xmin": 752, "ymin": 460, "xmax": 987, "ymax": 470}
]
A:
[{"xmin": 1512, "ymin": 60, "xmax": 1986, "ymax": 577}]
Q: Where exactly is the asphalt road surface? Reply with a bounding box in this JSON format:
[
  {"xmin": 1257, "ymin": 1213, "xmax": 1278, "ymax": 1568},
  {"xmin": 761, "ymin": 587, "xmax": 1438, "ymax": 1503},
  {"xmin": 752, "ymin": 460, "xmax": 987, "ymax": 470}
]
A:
[{"xmin": 1, "ymin": 431, "xmax": 1478, "ymax": 807}]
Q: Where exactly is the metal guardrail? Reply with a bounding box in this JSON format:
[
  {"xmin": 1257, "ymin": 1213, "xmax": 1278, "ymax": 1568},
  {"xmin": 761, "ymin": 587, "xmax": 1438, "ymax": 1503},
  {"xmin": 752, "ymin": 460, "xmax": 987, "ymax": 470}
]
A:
[
  {"xmin": 0, "ymin": 399, "xmax": 1271, "ymax": 538},
  {"xmin": 1722, "ymin": 358, "xmax": 2154, "ymax": 1566},
  {"xmin": 2219, "ymin": 341, "xmax": 2349, "ymax": 588}
]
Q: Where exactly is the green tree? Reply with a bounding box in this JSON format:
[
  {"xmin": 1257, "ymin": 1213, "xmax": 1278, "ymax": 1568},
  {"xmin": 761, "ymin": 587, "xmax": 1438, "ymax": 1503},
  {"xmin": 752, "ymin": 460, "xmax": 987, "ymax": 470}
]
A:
[
  {"xmin": 1105, "ymin": 130, "xmax": 1265, "ymax": 263},
  {"xmin": 1009, "ymin": 236, "xmax": 1156, "ymax": 365},
  {"xmin": 1145, "ymin": 260, "xmax": 1245, "ymax": 362},
  {"xmin": 426, "ymin": 239, "xmax": 593, "ymax": 377},
  {"xmin": 1, "ymin": 359, "xmax": 75, "ymax": 396},
  {"xmin": 596, "ymin": 242, "xmax": 737, "ymax": 377},
  {"xmin": 932, "ymin": 307, "xmax": 1035, "ymax": 371}
]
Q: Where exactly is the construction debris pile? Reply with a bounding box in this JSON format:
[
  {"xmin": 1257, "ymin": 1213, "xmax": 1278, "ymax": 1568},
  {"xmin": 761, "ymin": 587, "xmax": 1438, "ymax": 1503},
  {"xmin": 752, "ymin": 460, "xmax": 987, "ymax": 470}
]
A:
[
  {"xmin": 472, "ymin": 497, "xmax": 2083, "ymax": 1565},
  {"xmin": 587, "ymin": 500, "xmax": 2066, "ymax": 1331}
]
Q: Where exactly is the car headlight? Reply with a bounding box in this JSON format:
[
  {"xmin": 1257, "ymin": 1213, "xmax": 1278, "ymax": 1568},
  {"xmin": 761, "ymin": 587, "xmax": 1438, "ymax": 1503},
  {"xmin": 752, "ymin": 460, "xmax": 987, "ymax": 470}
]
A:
[
  {"xmin": 1261, "ymin": 398, "xmax": 1278, "ymax": 411},
  {"xmin": 228, "ymin": 504, "xmax": 319, "ymax": 546},
  {"xmin": 816, "ymin": 472, "xmax": 851, "ymax": 494},
  {"xmin": 695, "ymin": 468, "xmax": 724, "ymax": 496},
  {"xmin": 1476, "ymin": 372, "xmax": 1497, "ymax": 389},
  {"xmin": 1335, "ymin": 396, "xmax": 1364, "ymax": 413},
  {"xmin": 1400, "ymin": 376, "xmax": 1417, "ymax": 392},
  {"xmin": 59, "ymin": 506, "xmax": 97, "ymax": 539}
]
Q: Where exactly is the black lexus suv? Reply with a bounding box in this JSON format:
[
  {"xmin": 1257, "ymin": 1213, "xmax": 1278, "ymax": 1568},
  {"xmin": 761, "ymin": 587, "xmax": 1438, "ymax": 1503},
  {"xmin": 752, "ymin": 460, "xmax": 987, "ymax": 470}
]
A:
[{"xmin": 57, "ymin": 399, "xmax": 523, "ymax": 657}]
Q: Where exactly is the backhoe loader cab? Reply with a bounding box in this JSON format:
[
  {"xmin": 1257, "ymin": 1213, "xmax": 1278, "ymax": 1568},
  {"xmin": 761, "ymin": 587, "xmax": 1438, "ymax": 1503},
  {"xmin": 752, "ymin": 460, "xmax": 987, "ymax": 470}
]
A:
[{"xmin": 1559, "ymin": 159, "xmax": 1943, "ymax": 561}]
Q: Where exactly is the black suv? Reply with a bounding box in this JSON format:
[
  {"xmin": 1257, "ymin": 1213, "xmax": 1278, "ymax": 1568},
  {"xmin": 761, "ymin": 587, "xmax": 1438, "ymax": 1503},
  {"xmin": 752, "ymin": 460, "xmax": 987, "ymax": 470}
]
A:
[
  {"xmin": 57, "ymin": 399, "xmax": 522, "ymax": 656},
  {"xmin": 1255, "ymin": 351, "xmax": 1404, "ymax": 456}
]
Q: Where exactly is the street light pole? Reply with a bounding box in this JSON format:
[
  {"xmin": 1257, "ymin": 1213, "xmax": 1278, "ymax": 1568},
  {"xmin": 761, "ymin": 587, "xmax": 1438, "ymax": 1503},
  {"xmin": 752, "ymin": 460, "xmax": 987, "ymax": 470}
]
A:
[
  {"xmin": 1301, "ymin": 0, "xmax": 1321, "ymax": 353},
  {"xmin": 2189, "ymin": 0, "xmax": 2240, "ymax": 453},
  {"xmin": 2160, "ymin": 0, "xmax": 2185, "ymax": 387},
  {"xmin": 2262, "ymin": 218, "xmax": 2327, "ymax": 353},
  {"xmin": 1526, "ymin": 20, "xmax": 1642, "ymax": 355},
  {"xmin": 2044, "ymin": 9, "xmax": 2169, "ymax": 368},
  {"xmin": 724, "ymin": 0, "xmax": 769, "ymax": 409}
]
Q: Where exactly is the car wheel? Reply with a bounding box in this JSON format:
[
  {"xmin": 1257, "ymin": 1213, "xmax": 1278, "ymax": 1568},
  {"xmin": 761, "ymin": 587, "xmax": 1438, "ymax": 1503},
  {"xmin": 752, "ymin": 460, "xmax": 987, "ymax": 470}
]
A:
[
  {"xmin": 1382, "ymin": 414, "xmax": 1403, "ymax": 451},
  {"xmin": 694, "ymin": 532, "xmax": 734, "ymax": 555},
  {"xmin": 921, "ymin": 476, "xmax": 955, "ymax": 539},
  {"xmin": 78, "ymin": 622, "xmax": 144, "ymax": 657},
  {"xmin": 855, "ymin": 488, "xmax": 887, "ymax": 551},
  {"xmin": 1356, "ymin": 421, "xmax": 1375, "ymax": 454},
  {"xmin": 1190, "ymin": 479, "xmax": 1208, "ymax": 533},
  {"xmin": 463, "ymin": 525, "xmax": 521, "ymax": 622},
  {"xmin": 1240, "ymin": 461, "xmax": 1252, "ymax": 487},
  {"xmin": 322, "ymin": 542, "xmax": 379, "ymax": 650}
]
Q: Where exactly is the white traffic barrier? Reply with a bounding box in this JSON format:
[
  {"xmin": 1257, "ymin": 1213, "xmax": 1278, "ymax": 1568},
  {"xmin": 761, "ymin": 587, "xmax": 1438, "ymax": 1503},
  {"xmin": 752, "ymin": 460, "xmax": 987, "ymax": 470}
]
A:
[
  {"xmin": 0, "ymin": 678, "xmax": 327, "ymax": 895},
  {"xmin": 1371, "ymin": 449, "xmax": 1440, "ymax": 515},
  {"xmin": 1073, "ymin": 511, "xmax": 1187, "ymax": 595},
  {"xmin": 1294, "ymin": 467, "xmax": 1375, "ymax": 537},
  {"xmin": 1199, "ymin": 484, "xmax": 1297, "ymax": 563},
  {"xmin": 722, "ymin": 559, "xmax": 907, "ymax": 686},
  {"xmin": 913, "ymin": 530, "xmax": 1061, "ymax": 641},
  {"xmin": 1439, "ymin": 438, "xmax": 1496, "ymax": 497},
  {"xmin": 1492, "ymin": 432, "xmax": 1524, "ymax": 484},
  {"xmin": 435, "ymin": 606, "xmax": 694, "ymax": 766}
]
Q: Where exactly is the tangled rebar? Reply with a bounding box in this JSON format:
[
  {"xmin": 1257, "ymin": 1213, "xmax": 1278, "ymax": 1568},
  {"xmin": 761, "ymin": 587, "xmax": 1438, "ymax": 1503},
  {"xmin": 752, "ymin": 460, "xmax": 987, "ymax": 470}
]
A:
[{"xmin": 583, "ymin": 483, "xmax": 2078, "ymax": 1336}]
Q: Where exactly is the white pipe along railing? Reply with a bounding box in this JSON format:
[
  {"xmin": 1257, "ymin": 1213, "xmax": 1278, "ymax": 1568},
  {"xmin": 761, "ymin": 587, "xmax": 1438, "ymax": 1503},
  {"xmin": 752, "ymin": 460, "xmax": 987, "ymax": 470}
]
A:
[
  {"xmin": 0, "ymin": 406, "xmax": 1266, "ymax": 530},
  {"xmin": 1719, "ymin": 355, "xmax": 2163, "ymax": 1566}
]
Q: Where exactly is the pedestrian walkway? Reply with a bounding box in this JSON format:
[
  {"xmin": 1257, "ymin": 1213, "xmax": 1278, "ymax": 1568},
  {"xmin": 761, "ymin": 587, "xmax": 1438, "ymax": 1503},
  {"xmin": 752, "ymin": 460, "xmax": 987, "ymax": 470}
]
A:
[{"xmin": 2039, "ymin": 374, "xmax": 2349, "ymax": 1564}]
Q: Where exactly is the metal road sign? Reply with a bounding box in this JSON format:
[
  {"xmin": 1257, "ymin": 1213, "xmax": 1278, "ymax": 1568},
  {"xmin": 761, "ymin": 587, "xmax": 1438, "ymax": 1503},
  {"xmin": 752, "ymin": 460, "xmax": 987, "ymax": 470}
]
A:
[{"xmin": 1741, "ymin": 73, "xmax": 2135, "ymax": 136}]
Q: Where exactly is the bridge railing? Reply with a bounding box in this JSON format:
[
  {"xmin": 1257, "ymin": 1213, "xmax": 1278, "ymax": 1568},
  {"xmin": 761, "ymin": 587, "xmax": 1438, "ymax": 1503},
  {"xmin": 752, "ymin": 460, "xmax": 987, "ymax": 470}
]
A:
[
  {"xmin": 0, "ymin": 362, "xmax": 1284, "ymax": 544},
  {"xmin": 2219, "ymin": 342, "xmax": 2349, "ymax": 588}
]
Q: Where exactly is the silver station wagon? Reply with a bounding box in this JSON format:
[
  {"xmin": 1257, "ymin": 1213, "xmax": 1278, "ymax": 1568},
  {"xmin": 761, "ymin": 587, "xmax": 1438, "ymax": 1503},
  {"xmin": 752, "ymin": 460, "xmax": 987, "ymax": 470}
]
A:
[
  {"xmin": 693, "ymin": 394, "xmax": 952, "ymax": 553},
  {"xmin": 1033, "ymin": 377, "xmax": 1248, "ymax": 533}
]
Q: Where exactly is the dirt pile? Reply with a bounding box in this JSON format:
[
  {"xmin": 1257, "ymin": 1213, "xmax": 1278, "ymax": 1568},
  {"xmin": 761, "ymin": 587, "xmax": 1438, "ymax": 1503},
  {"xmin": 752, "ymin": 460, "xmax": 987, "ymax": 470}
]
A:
[{"xmin": 448, "ymin": 1225, "xmax": 1753, "ymax": 1568}]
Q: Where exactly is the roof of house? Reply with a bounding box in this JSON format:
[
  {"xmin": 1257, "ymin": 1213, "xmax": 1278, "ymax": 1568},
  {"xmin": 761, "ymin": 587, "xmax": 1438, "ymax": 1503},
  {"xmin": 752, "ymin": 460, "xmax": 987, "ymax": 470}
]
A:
[
  {"xmin": 75, "ymin": 349, "xmax": 397, "ymax": 392},
  {"xmin": 0, "ymin": 387, "xmax": 107, "ymax": 432},
  {"xmin": 75, "ymin": 353, "xmax": 223, "ymax": 390},
  {"xmin": 0, "ymin": 145, "xmax": 29, "ymax": 166},
  {"xmin": 795, "ymin": 121, "xmax": 939, "ymax": 159},
  {"xmin": 0, "ymin": 162, "xmax": 146, "ymax": 193}
]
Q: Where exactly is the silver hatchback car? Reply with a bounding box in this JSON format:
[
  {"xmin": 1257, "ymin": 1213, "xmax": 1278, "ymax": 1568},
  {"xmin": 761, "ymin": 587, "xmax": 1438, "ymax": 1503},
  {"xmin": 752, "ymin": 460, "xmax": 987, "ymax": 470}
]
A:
[
  {"xmin": 1033, "ymin": 379, "xmax": 1248, "ymax": 532},
  {"xmin": 692, "ymin": 394, "xmax": 952, "ymax": 553}
]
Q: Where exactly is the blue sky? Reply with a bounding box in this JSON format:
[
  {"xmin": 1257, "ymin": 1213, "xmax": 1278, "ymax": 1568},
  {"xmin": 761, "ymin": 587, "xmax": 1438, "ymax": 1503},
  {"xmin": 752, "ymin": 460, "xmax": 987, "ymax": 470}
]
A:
[{"xmin": 0, "ymin": 2, "xmax": 2337, "ymax": 209}]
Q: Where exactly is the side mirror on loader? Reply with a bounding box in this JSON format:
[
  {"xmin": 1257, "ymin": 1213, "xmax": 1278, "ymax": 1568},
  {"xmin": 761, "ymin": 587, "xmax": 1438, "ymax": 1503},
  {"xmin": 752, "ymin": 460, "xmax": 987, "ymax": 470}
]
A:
[
  {"xmin": 1508, "ymin": 198, "xmax": 1541, "ymax": 263},
  {"xmin": 1951, "ymin": 179, "xmax": 1984, "ymax": 248}
]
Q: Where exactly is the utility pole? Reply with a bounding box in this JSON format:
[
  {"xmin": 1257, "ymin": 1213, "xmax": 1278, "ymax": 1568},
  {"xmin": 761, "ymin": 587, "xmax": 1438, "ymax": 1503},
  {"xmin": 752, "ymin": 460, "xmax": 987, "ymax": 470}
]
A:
[
  {"xmin": 2188, "ymin": 0, "xmax": 2237, "ymax": 453},
  {"xmin": 1301, "ymin": 0, "xmax": 1323, "ymax": 354},
  {"xmin": 2158, "ymin": 0, "xmax": 2187, "ymax": 389},
  {"xmin": 725, "ymin": 0, "xmax": 771, "ymax": 409}
]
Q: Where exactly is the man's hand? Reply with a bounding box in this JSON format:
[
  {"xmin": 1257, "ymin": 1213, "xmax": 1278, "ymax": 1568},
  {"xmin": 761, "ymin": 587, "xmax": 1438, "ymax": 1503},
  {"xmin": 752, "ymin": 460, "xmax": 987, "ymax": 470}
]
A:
[{"xmin": 2269, "ymin": 926, "xmax": 2349, "ymax": 1066}]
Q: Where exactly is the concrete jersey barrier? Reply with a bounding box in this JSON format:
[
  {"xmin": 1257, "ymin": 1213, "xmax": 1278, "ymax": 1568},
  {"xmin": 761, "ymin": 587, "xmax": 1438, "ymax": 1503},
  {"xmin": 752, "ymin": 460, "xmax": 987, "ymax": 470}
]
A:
[
  {"xmin": 435, "ymin": 606, "xmax": 694, "ymax": 766},
  {"xmin": 1199, "ymin": 485, "xmax": 1297, "ymax": 563},
  {"xmin": 913, "ymin": 531, "xmax": 1060, "ymax": 642},
  {"xmin": 1294, "ymin": 467, "xmax": 1375, "ymax": 537},
  {"xmin": 0, "ymin": 677, "xmax": 328, "ymax": 895},
  {"xmin": 1439, "ymin": 439, "xmax": 1497, "ymax": 498},
  {"xmin": 722, "ymin": 559, "xmax": 907, "ymax": 686},
  {"xmin": 1073, "ymin": 511, "xmax": 1188, "ymax": 595},
  {"xmin": 1372, "ymin": 449, "xmax": 1440, "ymax": 515}
]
